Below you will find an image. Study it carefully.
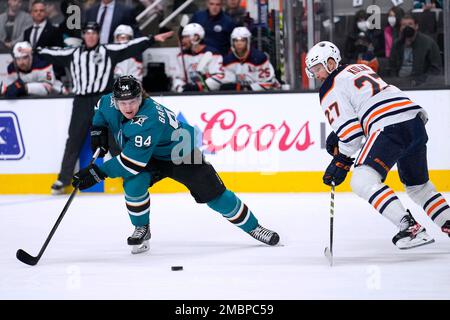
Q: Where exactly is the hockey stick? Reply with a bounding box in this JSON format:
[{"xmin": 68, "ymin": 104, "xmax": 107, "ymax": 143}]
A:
[
  {"xmin": 324, "ymin": 181, "xmax": 335, "ymax": 266},
  {"xmin": 195, "ymin": 51, "xmax": 213, "ymax": 91},
  {"xmin": 16, "ymin": 148, "xmax": 101, "ymax": 266},
  {"xmin": 178, "ymin": 14, "xmax": 190, "ymax": 84}
]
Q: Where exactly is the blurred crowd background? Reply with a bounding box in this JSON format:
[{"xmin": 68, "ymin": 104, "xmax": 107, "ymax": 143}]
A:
[{"xmin": 0, "ymin": 0, "xmax": 448, "ymax": 98}]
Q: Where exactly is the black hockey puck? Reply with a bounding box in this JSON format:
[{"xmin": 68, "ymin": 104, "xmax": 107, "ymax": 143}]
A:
[{"xmin": 171, "ymin": 266, "xmax": 183, "ymax": 271}]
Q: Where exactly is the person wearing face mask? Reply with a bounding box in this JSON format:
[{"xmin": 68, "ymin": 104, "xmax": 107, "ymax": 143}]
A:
[
  {"xmin": 384, "ymin": 6, "xmax": 404, "ymax": 58},
  {"xmin": 389, "ymin": 15, "xmax": 442, "ymax": 86},
  {"xmin": 344, "ymin": 9, "xmax": 385, "ymax": 63}
]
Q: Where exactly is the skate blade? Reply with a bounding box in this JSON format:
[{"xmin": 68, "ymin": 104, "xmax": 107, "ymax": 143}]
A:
[
  {"xmin": 324, "ymin": 247, "xmax": 333, "ymax": 266},
  {"xmin": 131, "ymin": 240, "xmax": 149, "ymax": 254},
  {"xmin": 398, "ymin": 238, "xmax": 435, "ymax": 250}
]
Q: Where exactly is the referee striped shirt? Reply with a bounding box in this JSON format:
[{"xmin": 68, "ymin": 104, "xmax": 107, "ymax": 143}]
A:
[{"xmin": 37, "ymin": 36, "xmax": 154, "ymax": 96}]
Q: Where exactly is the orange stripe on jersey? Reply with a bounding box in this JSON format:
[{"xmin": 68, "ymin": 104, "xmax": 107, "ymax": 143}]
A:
[
  {"xmin": 374, "ymin": 190, "xmax": 394, "ymax": 210},
  {"xmin": 357, "ymin": 130, "xmax": 378, "ymax": 165},
  {"xmin": 427, "ymin": 199, "xmax": 446, "ymax": 216},
  {"xmin": 364, "ymin": 100, "xmax": 412, "ymax": 134},
  {"xmin": 338, "ymin": 123, "xmax": 362, "ymax": 140}
]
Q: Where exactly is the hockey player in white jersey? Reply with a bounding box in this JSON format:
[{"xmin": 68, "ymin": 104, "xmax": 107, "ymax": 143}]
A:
[
  {"xmin": 1, "ymin": 41, "xmax": 66, "ymax": 97},
  {"xmin": 113, "ymin": 25, "xmax": 143, "ymax": 82},
  {"xmin": 172, "ymin": 23, "xmax": 225, "ymax": 92},
  {"xmin": 305, "ymin": 41, "xmax": 450, "ymax": 249},
  {"xmin": 222, "ymin": 27, "xmax": 280, "ymax": 91}
]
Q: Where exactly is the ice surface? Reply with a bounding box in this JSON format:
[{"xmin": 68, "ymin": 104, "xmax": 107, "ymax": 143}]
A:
[{"xmin": 1, "ymin": 192, "xmax": 449, "ymax": 299}]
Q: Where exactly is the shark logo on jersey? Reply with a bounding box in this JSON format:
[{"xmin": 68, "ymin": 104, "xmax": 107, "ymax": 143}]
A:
[{"xmin": 131, "ymin": 115, "xmax": 148, "ymax": 126}]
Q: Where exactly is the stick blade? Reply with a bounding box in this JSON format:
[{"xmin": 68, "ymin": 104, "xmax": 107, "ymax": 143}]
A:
[
  {"xmin": 196, "ymin": 51, "xmax": 213, "ymax": 74},
  {"xmin": 324, "ymin": 247, "xmax": 333, "ymax": 267},
  {"xmin": 180, "ymin": 14, "xmax": 189, "ymax": 27},
  {"xmin": 16, "ymin": 249, "xmax": 38, "ymax": 266}
]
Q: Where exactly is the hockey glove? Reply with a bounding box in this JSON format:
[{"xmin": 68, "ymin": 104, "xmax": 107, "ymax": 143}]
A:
[
  {"xmin": 326, "ymin": 131, "xmax": 339, "ymax": 156},
  {"xmin": 182, "ymin": 83, "xmax": 200, "ymax": 92},
  {"xmin": 323, "ymin": 153, "xmax": 354, "ymax": 186},
  {"xmin": 91, "ymin": 126, "xmax": 109, "ymax": 158},
  {"xmin": 72, "ymin": 164, "xmax": 107, "ymax": 190},
  {"xmin": 6, "ymin": 79, "xmax": 27, "ymax": 98}
]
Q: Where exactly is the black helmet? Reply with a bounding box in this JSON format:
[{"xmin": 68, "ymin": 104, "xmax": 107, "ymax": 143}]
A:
[
  {"xmin": 113, "ymin": 75, "xmax": 142, "ymax": 100},
  {"xmin": 82, "ymin": 21, "xmax": 100, "ymax": 33}
]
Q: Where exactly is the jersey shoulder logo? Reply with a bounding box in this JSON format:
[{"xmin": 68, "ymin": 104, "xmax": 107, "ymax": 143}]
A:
[{"xmin": 131, "ymin": 115, "xmax": 148, "ymax": 126}]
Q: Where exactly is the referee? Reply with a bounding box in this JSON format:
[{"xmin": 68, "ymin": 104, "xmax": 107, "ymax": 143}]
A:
[{"xmin": 23, "ymin": 21, "xmax": 173, "ymax": 194}]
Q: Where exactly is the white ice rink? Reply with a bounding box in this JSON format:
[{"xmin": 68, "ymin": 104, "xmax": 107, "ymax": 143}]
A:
[{"xmin": 1, "ymin": 192, "xmax": 449, "ymax": 300}]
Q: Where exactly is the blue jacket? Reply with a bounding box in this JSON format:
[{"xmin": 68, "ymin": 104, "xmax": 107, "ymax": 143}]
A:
[{"xmin": 191, "ymin": 10, "xmax": 236, "ymax": 56}]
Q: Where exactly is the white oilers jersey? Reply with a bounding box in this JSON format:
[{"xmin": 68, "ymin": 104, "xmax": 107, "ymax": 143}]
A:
[
  {"xmin": 6, "ymin": 56, "xmax": 56, "ymax": 95},
  {"xmin": 222, "ymin": 49, "xmax": 280, "ymax": 91},
  {"xmin": 172, "ymin": 46, "xmax": 225, "ymax": 92},
  {"xmin": 319, "ymin": 64, "xmax": 427, "ymax": 157},
  {"xmin": 114, "ymin": 57, "xmax": 143, "ymax": 82}
]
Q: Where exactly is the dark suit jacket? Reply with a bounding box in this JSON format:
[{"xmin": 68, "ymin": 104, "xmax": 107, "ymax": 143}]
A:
[
  {"xmin": 24, "ymin": 21, "xmax": 64, "ymax": 48},
  {"xmin": 85, "ymin": 2, "xmax": 137, "ymax": 43},
  {"xmin": 389, "ymin": 32, "xmax": 442, "ymax": 79}
]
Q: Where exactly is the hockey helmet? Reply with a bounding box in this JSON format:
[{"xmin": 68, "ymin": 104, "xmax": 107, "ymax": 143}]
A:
[
  {"xmin": 305, "ymin": 41, "xmax": 341, "ymax": 78},
  {"xmin": 231, "ymin": 27, "xmax": 251, "ymax": 56},
  {"xmin": 181, "ymin": 23, "xmax": 205, "ymax": 45},
  {"xmin": 114, "ymin": 24, "xmax": 134, "ymax": 43},
  {"xmin": 113, "ymin": 75, "xmax": 142, "ymax": 102},
  {"xmin": 82, "ymin": 21, "xmax": 100, "ymax": 34},
  {"xmin": 12, "ymin": 41, "xmax": 32, "ymax": 59}
]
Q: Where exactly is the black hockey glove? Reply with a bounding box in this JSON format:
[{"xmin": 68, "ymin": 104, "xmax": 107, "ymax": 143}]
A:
[
  {"xmin": 326, "ymin": 131, "xmax": 339, "ymax": 156},
  {"xmin": 6, "ymin": 79, "xmax": 26, "ymax": 98},
  {"xmin": 323, "ymin": 153, "xmax": 354, "ymax": 186},
  {"xmin": 182, "ymin": 83, "xmax": 200, "ymax": 92},
  {"xmin": 91, "ymin": 126, "xmax": 109, "ymax": 158},
  {"xmin": 72, "ymin": 164, "xmax": 107, "ymax": 190}
]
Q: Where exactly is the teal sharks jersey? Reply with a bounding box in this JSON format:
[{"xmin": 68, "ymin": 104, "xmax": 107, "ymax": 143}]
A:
[{"xmin": 93, "ymin": 93, "xmax": 195, "ymax": 178}]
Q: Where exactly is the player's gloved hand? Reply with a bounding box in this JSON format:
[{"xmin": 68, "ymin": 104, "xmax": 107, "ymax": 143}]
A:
[
  {"xmin": 323, "ymin": 153, "xmax": 354, "ymax": 186},
  {"xmin": 91, "ymin": 126, "xmax": 109, "ymax": 158},
  {"xmin": 6, "ymin": 79, "xmax": 27, "ymax": 97},
  {"xmin": 182, "ymin": 83, "xmax": 200, "ymax": 92},
  {"xmin": 72, "ymin": 164, "xmax": 107, "ymax": 190},
  {"xmin": 326, "ymin": 131, "xmax": 339, "ymax": 156}
]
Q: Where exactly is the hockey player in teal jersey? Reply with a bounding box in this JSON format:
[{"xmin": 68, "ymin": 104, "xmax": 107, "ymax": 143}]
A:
[{"xmin": 72, "ymin": 75, "xmax": 280, "ymax": 253}]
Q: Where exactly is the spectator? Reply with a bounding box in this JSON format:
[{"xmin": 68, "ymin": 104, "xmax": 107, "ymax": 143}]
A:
[
  {"xmin": 224, "ymin": 0, "xmax": 246, "ymax": 26},
  {"xmin": 85, "ymin": 0, "xmax": 137, "ymax": 44},
  {"xmin": 221, "ymin": 27, "xmax": 279, "ymax": 91},
  {"xmin": 389, "ymin": 15, "xmax": 442, "ymax": 86},
  {"xmin": 172, "ymin": 23, "xmax": 224, "ymax": 92},
  {"xmin": 190, "ymin": 0, "xmax": 236, "ymax": 56},
  {"xmin": 0, "ymin": 0, "xmax": 33, "ymax": 51},
  {"xmin": 113, "ymin": 24, "xmax": 143, "ymax": 82},
  {"xmin": 24, "ymin": 0, "xmax": 64, "ymax": 49},
  {"xmin": 0, "ymin": 41, "xmax": 66, "ymax": 98},
  {"xmin": 58, "ymin": 0, "xmax": 83, "ymax": 46},
  {"xmin": 413, "ymin": 0, "xmax": 442, "ymax": 10},
  {"xmin": 46, "ymin": 0, "xmax": 64, "ymax": 26},
  {"xmin": 384, "ymin": 6, "xmax": 404, "ymax": 58},
  {"xmin": 344, "ymin": 9, "xmax": 385, "ymax": 63}
]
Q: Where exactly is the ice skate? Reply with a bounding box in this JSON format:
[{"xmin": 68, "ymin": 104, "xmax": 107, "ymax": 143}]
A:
[
  {"xmin": 392, "ymin": 212, "xmax": 434, "ymax": 249},
  {"xmin": 248, "ymin": 225, "xmax": 280, "ymax": 246},
  {"xmin": 51, "ymin": 180, "xmax": 66, "ymax": 195},
  {"xmin": 127, "ymin": 224, "xmax": 151, "ymax": 254},
  {"xmin": 441, "ymin": 221, "xmax": 450, "ymax": 237}
]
